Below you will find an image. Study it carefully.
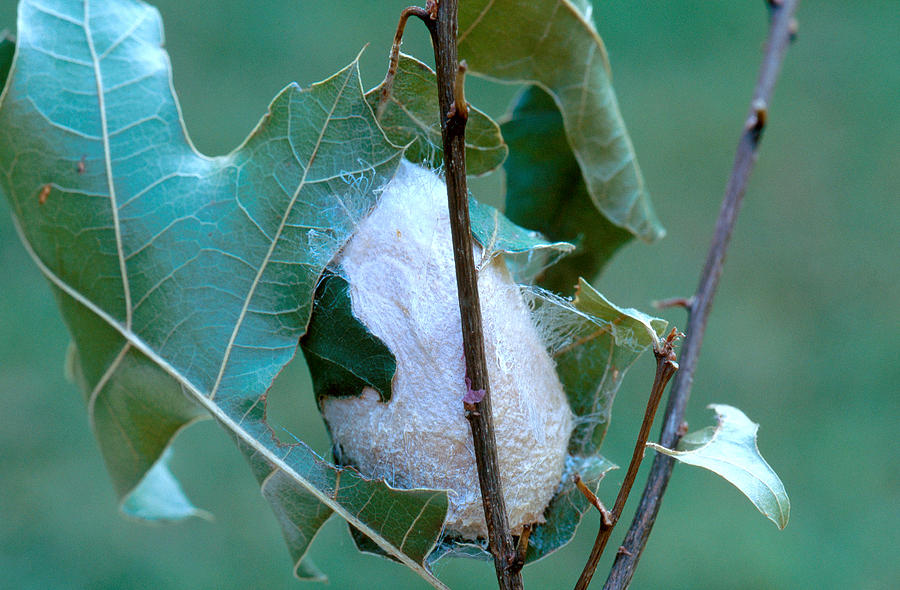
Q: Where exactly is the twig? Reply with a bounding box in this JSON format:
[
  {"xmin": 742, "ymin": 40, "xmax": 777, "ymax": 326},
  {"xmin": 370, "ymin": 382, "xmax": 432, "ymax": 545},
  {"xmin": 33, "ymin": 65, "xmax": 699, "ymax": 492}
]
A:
[
  {"xmin": 652, "ymin": 296, "xmax": 693, "ymax": 311},
  {"xmin": 602, "ymin": 2, "xmax": 800, "ymax": 588},
  {"xmin": 509, "ymin": 523, "xmax": 533, "ymax": 575},
  {"xmin": 414, "ymin": 1, "xmax": 522, "ymax": 588},
  {"xmin": 574, "ymin": 473, "xmax": 613, "ymax": 527},
  {"xmin": 574, "ymin": 331, "xmax": 679, "ymax": 590},
  {"xmin": 376, "ymin": 6, "xmax": 432, "ymax": 119}
]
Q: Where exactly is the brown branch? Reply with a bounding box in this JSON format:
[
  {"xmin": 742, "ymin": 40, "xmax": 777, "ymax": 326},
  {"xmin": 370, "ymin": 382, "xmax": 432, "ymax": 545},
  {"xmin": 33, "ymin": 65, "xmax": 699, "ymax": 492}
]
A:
[
  {"xmin": 602, "ymin": 2, "xmax": 800, "ymax": 588},
  {"xmin": 376, "ymin": 6, "xmax": 432, "ymax": 119},
  {"xmin": 413, "ymin": 1, "xmax": 522, "ymax": 588},
  {"xmin": 574, "ymin": 331, "xmax": 679, "ymax": 590}
]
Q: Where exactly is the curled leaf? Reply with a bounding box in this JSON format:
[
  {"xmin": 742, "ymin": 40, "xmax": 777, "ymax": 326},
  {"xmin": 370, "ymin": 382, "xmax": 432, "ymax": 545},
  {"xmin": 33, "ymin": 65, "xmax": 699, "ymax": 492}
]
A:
[
  {"xmin": 459, "ymin": 0, "xmax": 664, "ymax": 243},
  {"xmin": 527, "ymin": 278, "xmax": 668, "ymax": 455},
  {"xmin": 365, "ymin": 53, "xmax": 507, "ymax": 176},
  {"xmin": 502, "ymin": 87, "xmax": 632, "ymax": 292},
  {"xmin": 121, "ymin": 449, "xmax": 212, "ymax": 523},
  {"xmin": 469, "ymin": 195, "xmax": 574, "ymax": 283},
  {"xmin": 648, "ymin": 404, "xmax": 790, "ymax": 529}
]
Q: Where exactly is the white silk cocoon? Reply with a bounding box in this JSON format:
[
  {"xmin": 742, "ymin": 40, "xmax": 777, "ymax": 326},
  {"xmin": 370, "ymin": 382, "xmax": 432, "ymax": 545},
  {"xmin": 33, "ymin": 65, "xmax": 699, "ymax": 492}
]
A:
[{"xmin": 322, "ymin": 161, "xmax": 573, "ymax": 538}]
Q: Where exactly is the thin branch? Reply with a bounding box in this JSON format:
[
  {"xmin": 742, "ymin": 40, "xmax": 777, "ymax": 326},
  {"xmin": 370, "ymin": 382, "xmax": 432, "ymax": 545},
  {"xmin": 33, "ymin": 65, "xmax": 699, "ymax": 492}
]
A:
[
  {"xmin": 652, "ymin": 296, "xmax": 693, "ymax": 311},
  {"xmin": 416, "ymin": 1, "xmax": 522, "ymax": 588},
  {"xmin": 603, "ymin": 2, "xmax": 800, "ymax": 588},
  {"xmin": 376, "ymin": 6, "xmax": 432, "ymax": 119},
  {"xmin": 574, "ymin": 473, "xmax": 613, "ymax": 526},
  {"xmin": 574, "ymin": 331, "xmax": 679, "ymax": 590}
]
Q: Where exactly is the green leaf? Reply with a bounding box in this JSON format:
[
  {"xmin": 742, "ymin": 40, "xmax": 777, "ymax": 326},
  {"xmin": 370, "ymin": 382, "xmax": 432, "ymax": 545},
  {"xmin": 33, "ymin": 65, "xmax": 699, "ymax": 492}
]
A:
[
  {"xmin": 529, "ymin": 278, "xmax": 668, "ymax": 455},
  {"xmin": 492, "ymin": 279, "xmax": 666, "ymax": 563},
  {"xmin": 469, "ymin": 194, "xmax": 574, "ymax": 283},
  {"xmin": 365, "ymin": 53, "xmax": 507, "ymax": 176},
  {"xmin": 0, "ymin": 1, "xmax": 448, "ymax": 585},
  {"xmin": 300, "ymin": 272, "xmax": 396, "ymax": 404},
  {"xmin": 459, "ymin": 0, "xmax": 664, "ymax": 242},
  {"xmin": 502, "ymin": 87, "xmax": 632, "ymax": 292},
  {"xmin": 121, "ymin": 448, "xmax": 212, "ymax": 522},
  {"xmin": 0, "ymin": 31, "xmax": 13, "ymax": 91},
  {"xmin": 648, "ymin": 404, "xmax": 791, "ymax": 530}
]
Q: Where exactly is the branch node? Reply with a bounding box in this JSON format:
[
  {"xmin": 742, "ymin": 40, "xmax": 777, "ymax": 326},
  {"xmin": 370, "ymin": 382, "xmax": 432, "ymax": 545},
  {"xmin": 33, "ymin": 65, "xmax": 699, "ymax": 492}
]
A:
[
  {"xmin": 616, "ymin": 546, "xmax": 633, "ymax": 557},
  {"xmin": 463, "ymin": 375, "xmax": 486, "ymax": 405}
]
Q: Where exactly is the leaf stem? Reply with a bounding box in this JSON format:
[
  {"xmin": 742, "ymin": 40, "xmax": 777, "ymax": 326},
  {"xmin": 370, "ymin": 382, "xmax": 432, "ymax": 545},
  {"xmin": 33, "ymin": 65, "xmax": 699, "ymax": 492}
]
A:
[
  {"xmin": 574, "ymin": 332, "xmax": 679, "ymax": 590},
  {"xmin": 602, "ymin": 2, "xmax": 800, "ymax": 588},
  {"xmin": 414, "ymin": 1, "xmax": 522, "ymax": 588},
  {"xmin": 377, "ymin": 6, "xmax": 432, "ymax": 119}
]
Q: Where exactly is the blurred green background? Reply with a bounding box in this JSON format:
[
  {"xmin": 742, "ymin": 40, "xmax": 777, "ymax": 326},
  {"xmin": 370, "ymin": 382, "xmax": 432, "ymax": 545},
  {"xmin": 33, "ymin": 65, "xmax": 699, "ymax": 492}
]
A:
[{"xmin": 1, "ymin": 1, "xmax": 897, "ymax": 588}]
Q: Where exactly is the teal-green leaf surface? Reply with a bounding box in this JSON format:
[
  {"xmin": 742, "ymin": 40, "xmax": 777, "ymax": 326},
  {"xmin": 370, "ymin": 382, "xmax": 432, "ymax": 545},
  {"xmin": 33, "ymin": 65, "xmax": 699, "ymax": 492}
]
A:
[
  {"xmin": 648, "ymin": 404, "xmax": 791, "ymax": 530},
  {"xmin": 365, "ymin": 53, "xmax": 507, "ymax": 176},
  {"xmin": 510, "ymin": 279, "xmax": 666, "ymax": 562},
  {"xmin": 120, "ymin": 448, "xmax": 212, "ymax": 522},
  {"xmin": 459, "ymin": 0, "xmax": 664, "ymax": 243},
  {"xmin": 469, "ymin": 194, "xmax": 574, "ymax": 283},
  {"xmin": 0, "ymin": 0, "xmax": 447, "ymax": 585},
  {"xmin": 0, "ymin": 31, "xmax": 13, "ymax": 90},
  {"xmin": 530, "ymin": 278, "xmax": 667, "ymax": 455},
  {"xmin": 502, "ymin": 87, "xmax": 633, "ymax": 292}
]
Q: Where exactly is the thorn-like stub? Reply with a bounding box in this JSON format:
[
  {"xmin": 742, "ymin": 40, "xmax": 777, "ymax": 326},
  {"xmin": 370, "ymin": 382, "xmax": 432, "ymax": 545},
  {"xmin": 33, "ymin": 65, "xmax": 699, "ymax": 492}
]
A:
[
  {"xmin": 789, "ymin": 17, "xmax": 799, "ymax": 42},
  {"xmin": 752, "ymin": 99, "xmax": 768, "ymax": 128},
  {"xmin": 653, "ymin": 296, "xmax": 694, "ymax": 311},
  {"xmin": 746, "ymin": 99, "xmax": 768, "ymax": 139},
  {"xmin": 447, "ymin": 60, "xmax": 469, "ymax": 122},
  {"xmin": 509, "ymin": 523, "xmax": 533, "ymax": 574}
]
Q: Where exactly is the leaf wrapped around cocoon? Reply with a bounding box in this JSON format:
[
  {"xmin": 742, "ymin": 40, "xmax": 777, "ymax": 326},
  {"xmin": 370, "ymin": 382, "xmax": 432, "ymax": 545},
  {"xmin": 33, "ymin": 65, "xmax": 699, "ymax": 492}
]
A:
[
  {"xmin": 303, "ymin": 162, "xmax": 670, "ymax": 562},
  {"xmin": 313, "ymin": 162, "xmax": 574, "ymax": 539}
]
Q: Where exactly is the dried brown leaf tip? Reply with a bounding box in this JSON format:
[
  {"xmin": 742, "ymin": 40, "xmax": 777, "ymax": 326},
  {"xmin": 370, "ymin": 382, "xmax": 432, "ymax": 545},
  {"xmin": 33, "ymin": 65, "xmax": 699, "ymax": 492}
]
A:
[{"xmin": 38, "ymin": 184, "xmax": 51, "ymax": 205}]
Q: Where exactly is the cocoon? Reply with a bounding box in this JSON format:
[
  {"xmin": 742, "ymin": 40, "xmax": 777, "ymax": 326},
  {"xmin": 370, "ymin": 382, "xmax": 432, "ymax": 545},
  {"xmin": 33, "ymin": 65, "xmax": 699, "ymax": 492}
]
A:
[{"xmin": 322, "ymin": 161, "xmax": 573, "ymax": 539}]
